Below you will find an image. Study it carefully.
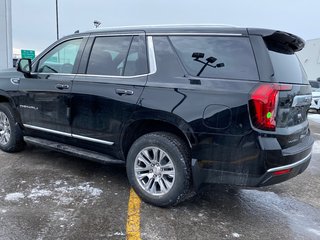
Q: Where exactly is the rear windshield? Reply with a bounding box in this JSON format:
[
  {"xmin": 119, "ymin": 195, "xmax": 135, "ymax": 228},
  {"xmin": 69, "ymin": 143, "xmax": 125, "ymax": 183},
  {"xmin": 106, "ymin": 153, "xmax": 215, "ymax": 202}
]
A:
[
  {"xmin": 268, "ymin": 51, "xmax": 308, "ymax": 84},
  {"xmin": 169, "ymin": 36, "xmax": 259, "ymax": 80}
]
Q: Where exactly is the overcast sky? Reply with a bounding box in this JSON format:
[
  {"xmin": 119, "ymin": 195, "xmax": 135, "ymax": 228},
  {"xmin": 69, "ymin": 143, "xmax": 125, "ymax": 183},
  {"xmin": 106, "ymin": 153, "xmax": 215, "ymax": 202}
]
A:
[{"xmin": 12, "ymin": 0, "xmax": 319, "ymax": 53}]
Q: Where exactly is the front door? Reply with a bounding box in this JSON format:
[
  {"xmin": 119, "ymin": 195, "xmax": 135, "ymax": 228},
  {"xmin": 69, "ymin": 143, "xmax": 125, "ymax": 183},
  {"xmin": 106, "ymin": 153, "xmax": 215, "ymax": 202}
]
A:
[{"xmin": 18, "ymin": 38, "xmax": 84, "ymax": 136}]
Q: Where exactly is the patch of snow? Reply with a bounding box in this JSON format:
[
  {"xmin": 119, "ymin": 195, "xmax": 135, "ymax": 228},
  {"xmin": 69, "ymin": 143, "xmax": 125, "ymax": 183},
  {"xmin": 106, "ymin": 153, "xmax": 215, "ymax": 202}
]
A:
[
  {"xmin": 77, "ymin": 183, "xmax": 103, "ymax": 197},
  {"xmin": 54, "ymin": 180, "xmax": 62, "ymax": 185},
  {"xmin": 4, "ymin": 192, "xmax": 25, "ymax": 201},
  {"xmin": 28, "ymin": 188, "xmax": 52, "ymax": 199},
  {"xmin": 55, "ymin": 183, "xmax": 102, "ymax": 197},
  {"xmin": 57, "ymin": 197, "xmax": 74, "ymax": 205},
  {"xmin": 313, "ymin": 140, "xmax": 320, "ymax": 154},
  {"xmin": 232, "ymin": 233, "xmax": 241, "ymax": 238},
  {"xmin": 308, "ymin": 113, "xmax": 320, "ymax": 124},
  {"xmin": 107, "ymin": 232, "xmax": 125, "ymax": 237},
  {"xmin": 114, "ymin": 232, "xmax": 125, "ymax": 236},
  {"xmin": 3, "ymin": 181, "xmax": 102, "ymax": 205},
  {"xmin": 1, "ymin": 209, "xmax": 7, "ymax": 213},
  {"xmin": 307, "ymin": 228, "xmax": 320, "ymax": 236}
]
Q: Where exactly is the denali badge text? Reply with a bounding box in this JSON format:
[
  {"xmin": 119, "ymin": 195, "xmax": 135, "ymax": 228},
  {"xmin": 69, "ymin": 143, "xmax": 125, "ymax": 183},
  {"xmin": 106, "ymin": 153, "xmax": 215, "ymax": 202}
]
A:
[{"xmin": 19, "ymin": 105, "xmax": 39, "ymax": 110}]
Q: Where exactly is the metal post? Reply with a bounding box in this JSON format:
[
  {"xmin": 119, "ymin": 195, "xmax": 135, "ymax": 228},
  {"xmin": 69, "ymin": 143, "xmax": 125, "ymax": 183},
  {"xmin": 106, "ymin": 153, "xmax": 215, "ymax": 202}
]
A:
[{"xmin": 55, "ymin": 0, "xmax": 59, "ymax": 40}]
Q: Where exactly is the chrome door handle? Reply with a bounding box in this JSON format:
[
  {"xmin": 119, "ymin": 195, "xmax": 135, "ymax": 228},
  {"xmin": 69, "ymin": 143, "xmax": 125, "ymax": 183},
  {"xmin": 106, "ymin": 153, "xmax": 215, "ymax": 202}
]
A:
[
  {"xmin": 115, "ymin": 89, "xmax": 134, "ymax": 96},
  {"xmin": 56, "ymin": 84, "xmax": 69, "ymax": 90}
]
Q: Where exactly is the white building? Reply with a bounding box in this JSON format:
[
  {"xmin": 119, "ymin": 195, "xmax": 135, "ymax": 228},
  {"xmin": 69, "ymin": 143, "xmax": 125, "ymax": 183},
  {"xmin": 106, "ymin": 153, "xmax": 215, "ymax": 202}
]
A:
[
  {"xmin": 296, "ymin": 38, "xmax": 320, "ymax": 81},
  {"xmin": 0, "ymin": 0, "xmax": 13, "ymax": 70}
]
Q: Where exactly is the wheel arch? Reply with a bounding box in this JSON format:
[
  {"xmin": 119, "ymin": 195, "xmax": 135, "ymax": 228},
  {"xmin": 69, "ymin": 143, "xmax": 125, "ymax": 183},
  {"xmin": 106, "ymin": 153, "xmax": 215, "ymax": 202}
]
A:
[
  {"xmin": 120, "ymin": 117, "xmax": 196, "ymax": 160},
  {"xmin": 0, "ymin": 92, "xmax": 23, "ymax": 126}
]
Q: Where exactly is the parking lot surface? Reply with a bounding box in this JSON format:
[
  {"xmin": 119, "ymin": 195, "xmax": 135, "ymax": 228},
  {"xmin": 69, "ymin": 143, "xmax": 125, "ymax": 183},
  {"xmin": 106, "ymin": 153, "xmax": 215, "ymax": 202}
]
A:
[{"xmin": 0, "ymin": 118, "xmax": 319, "ymax": 240}]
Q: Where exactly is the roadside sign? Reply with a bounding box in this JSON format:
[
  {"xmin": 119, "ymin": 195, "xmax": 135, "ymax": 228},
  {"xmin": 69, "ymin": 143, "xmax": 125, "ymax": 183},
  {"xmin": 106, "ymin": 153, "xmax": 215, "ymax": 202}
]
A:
[{"xmin": 21, "ymin": 49, "xmax": 36, "ymax": 60}]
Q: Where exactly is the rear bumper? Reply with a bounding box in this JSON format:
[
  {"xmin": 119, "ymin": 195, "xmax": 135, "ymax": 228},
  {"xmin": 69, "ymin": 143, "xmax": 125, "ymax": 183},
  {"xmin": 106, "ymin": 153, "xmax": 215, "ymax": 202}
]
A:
[{"xmin": 192, "ymin": 134, "xmax": 313, "ymax": 189}]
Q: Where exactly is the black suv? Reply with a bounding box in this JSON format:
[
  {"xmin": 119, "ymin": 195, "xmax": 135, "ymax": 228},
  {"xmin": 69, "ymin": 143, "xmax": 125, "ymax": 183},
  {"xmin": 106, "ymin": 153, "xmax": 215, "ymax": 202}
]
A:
[{"xmin": 0, "ymin": 25, "xmax": 314, "ymax": 207}]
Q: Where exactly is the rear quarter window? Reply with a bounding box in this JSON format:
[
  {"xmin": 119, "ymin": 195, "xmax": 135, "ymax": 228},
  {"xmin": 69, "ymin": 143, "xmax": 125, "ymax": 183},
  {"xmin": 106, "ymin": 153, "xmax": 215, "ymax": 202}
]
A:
[
  {"xmin": 268, "ymin": 51, "xmax": 308, "ymax": 84},
  {"xmin": 169, "ymin": 36, "xmax": 259, "ymax": 80}
]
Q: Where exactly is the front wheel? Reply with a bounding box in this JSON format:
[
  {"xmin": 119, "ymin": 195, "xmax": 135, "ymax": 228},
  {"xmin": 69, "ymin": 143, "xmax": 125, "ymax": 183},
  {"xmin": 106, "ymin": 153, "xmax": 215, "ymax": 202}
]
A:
[
  {"xmin": 0, "ymin": 103, "xmax": 25, "ymax": 153},
  {"xmin": 126, "ymin": 132, "xmax": 191, "ymax": 207}
]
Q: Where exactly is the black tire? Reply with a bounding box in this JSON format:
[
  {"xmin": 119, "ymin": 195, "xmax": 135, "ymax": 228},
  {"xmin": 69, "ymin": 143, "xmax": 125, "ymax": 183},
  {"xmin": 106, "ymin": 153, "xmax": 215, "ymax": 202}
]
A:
[
  {"xmin": 126, "ymin": 132, "xmax": 191, "ymax": 207},
  {"xmin": 0, "ymin": 103, "xmax": 25, "ymax": 152}
]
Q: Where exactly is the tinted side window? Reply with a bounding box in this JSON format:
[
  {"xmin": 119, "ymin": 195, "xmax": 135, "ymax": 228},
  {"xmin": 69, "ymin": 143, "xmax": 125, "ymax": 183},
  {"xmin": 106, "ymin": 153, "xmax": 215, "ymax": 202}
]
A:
[
  {"xmin": 37, "ymin": 38, "xmax": 82, "ymax": 74},
  {"xmin": 124, "ymin": 36, "xmax": 148, "ymax": 76},
  {"xmin": 153, "ymin": 36, "xmax": 185, "ymax": 77},
  {"xmin": 268, "ymin": 51, "xmax": 308, "ymax": 84},
  {"xmin": 170, "ymin": 36, "xmax": 259, "ymax": 80},
  {"xmin": 87, "ymin": 36, "xmax": 132, "ymax": 76}
]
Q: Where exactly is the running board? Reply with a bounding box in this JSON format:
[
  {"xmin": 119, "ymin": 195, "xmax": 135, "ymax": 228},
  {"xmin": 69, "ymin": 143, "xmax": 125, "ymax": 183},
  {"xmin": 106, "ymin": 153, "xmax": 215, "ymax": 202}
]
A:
[{"xmin": 24, "ymin": 136, "xmax": 124, "ymax": 165}]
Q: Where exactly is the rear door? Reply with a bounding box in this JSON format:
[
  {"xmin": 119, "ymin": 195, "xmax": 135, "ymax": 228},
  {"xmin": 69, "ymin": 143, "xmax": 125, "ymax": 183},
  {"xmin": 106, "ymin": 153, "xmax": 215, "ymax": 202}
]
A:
[{"xmin": 71, "ymin": 32, "xmax": 148, "ymax": 154}]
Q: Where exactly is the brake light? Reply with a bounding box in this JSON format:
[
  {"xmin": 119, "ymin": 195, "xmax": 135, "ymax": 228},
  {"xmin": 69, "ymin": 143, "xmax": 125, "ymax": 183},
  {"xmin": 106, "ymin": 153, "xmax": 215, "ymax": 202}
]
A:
[{"xmin": 249, "ymin": 84, "xmax": 292, "ymax": 131}]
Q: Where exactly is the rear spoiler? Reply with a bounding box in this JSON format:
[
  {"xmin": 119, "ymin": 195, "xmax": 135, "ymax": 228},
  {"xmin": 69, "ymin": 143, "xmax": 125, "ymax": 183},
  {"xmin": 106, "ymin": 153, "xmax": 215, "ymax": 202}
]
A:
[{"xmin": 247, "ymin": 28, "xmax": 305, "ymax": 54}]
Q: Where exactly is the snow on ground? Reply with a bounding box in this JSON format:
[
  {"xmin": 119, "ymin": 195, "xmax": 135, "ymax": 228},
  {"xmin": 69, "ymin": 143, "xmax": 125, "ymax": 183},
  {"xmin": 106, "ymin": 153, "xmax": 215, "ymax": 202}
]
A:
[
  {"xmin": 313, "ymin": 140, "xmax": 320, "ymax": 154},
  {"xmin": 2, "ymin": 181, "xmax": 103, "ymax": 205},
  {"xmin": 308, "ymin": 113, "xmax": 320, "ymax": 124},
  {"xmin": 4, "ymin": 192, "xmax": 25, "ymax": 201}
]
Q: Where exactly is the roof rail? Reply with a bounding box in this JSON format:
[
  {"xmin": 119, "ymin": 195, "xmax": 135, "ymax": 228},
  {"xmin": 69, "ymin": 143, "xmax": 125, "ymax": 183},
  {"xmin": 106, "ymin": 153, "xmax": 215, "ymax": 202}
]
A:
[{"xmin": 87, "ymin": 23, "xmax": 240, "ymax": 32}]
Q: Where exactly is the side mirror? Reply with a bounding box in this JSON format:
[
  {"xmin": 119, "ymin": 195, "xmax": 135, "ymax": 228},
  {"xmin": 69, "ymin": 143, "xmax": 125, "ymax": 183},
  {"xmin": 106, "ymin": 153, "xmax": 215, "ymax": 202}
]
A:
[{"xmin": 16, "ymin": 58, "xmax": 32, "ymax": 76}]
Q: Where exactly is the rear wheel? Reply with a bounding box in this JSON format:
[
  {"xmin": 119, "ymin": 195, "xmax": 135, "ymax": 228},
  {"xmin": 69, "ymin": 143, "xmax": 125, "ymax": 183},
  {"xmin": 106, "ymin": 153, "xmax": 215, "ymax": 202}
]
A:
[
  {"xmin": 0, "ymin": 103, "xmax": 25, "ymax": 152},
  {"xmin": 126, "ymin": 132, "xmax": 191, "ymax": 207}
]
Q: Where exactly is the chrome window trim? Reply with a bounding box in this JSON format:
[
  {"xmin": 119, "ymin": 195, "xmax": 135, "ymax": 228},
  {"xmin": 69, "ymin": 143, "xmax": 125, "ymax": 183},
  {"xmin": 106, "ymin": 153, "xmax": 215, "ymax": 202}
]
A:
[
  {"xmin": 34, "ymin": 72, "xmax": 76, "ymax": 76},
  {"xmin": 32, "ymin": 36, "xmax": 157, "ymax": 79},
  {"xmin": 76, "ymin": 73, "xmax": 150, "ymax": 79},
  {"xmin": 149, "ymin": 33, "xmax": 242, "ymax": 36},
  {"xmin": 147, "ymin": 36, "xmax": 157, "ymax": 75},
  {"xmin": 23, "ymin": 124, "xmax": 114, "ymax": 146},
  {"xmin": 267, "ymin": 152, "xmax": 312, "ymax": 173},
  {"xmin": 89, "ymin": 33, "xmax": 145, "ymax": 37}
]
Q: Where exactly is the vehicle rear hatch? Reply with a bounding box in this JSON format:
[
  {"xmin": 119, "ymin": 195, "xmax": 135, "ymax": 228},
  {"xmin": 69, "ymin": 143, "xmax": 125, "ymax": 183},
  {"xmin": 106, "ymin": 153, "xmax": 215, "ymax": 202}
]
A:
[{"xmin": 249, "ymin": 30, "xmax": 312, "ymax": 149}]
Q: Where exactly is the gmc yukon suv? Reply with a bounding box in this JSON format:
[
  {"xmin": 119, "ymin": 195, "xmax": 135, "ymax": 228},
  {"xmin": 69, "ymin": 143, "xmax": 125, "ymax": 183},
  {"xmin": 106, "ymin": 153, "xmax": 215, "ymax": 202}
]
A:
[{"xmin": 0, "ymin": 25, "xmax": 314, "ymax": 206}]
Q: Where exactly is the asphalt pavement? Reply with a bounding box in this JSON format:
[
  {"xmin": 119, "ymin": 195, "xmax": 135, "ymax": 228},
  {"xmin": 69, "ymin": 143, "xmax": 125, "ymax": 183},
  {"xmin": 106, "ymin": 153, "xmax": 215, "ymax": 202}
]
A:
[{"xmin": 0, "ymin": 117, "xmax": 319, "ymax": 240}]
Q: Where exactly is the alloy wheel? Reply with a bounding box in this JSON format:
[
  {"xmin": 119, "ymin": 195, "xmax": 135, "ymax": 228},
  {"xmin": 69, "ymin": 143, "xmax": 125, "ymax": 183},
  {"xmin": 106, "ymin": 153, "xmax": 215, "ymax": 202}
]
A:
[{"xmin": 134, "ymin": 146, "xmax": 176, "ymax": 196}]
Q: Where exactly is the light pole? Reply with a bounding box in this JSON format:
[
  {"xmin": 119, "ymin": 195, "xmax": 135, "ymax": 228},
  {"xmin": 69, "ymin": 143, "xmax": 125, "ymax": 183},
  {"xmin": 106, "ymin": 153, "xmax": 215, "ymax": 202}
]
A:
[
  {"xmin": 55, "ymin": 0, "xmax": 59, "ymax": 40},
  {"xmin": 94, "ymin": 20, "xmax": 101, "ymax": 28}
]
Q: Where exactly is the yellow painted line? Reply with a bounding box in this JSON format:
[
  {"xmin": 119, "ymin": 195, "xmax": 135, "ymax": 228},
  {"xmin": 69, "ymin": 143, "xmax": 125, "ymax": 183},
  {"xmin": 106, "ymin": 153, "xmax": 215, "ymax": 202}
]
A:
[{"xmin": 126, "ymin": 188, "xmax": 142, "ymax": 240}]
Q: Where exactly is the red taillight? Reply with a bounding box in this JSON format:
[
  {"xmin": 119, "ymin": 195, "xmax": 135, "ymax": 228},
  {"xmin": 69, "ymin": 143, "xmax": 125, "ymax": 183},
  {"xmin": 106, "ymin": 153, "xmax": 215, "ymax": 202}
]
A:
[
  {"xmin": 249, "ymin": 84, "xmax": 292, "ymax": 131},
  {"xmin": 272, "ymin": 169, "xmax": 292, "ymax": 176}
]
